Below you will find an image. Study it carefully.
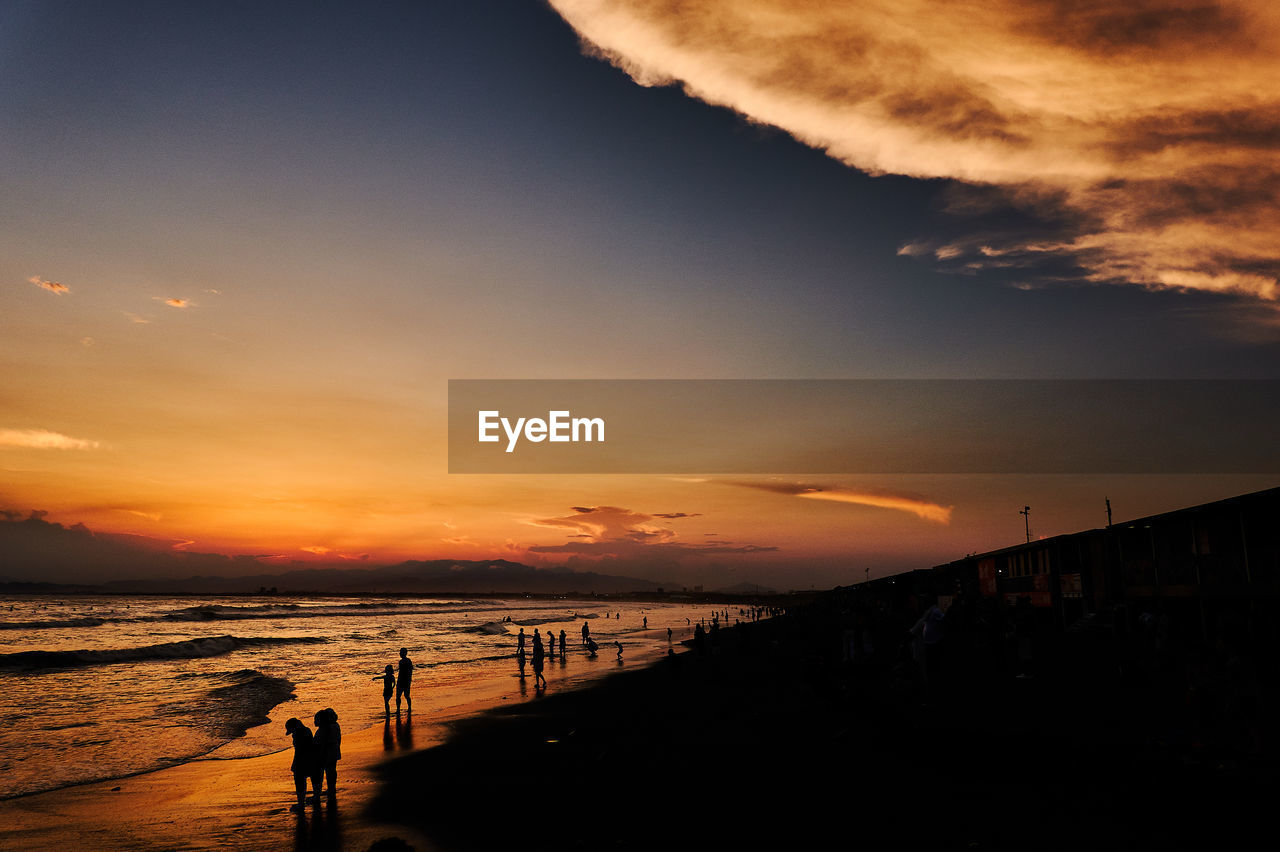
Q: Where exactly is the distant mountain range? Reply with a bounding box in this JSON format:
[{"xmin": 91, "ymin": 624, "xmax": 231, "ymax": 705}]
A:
[
  {"xmin": 97, "ymin": 559, "xmax": 667, "ymax": 595},
  {"xmin": 0, "ymin": 511, "xmax": 693, "ymax": 595}
]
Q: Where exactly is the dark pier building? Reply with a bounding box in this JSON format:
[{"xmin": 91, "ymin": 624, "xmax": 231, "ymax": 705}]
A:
[{"xmin": 867, "ymin": 486, "xmax": 1280, "ymax": 649}]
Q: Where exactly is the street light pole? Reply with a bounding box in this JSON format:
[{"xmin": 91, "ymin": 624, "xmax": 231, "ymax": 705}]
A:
[{"xmin": 1020, "ymin": 505, "xmax": 1031, "ymax": 543}]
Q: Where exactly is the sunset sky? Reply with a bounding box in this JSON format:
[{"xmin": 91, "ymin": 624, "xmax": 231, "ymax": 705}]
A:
[{"xmin": 3, "ymin": 0, "xmax": 1278, "ymax": 589}]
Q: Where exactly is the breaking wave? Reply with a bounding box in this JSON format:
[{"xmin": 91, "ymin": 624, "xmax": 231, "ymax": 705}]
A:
[
  {"xmin": 0, "ymin": 635, "xmax": 328, "ymax": 670},
  {"xmin": 0, "ymin": 617, "xmax": 107, "ymax": 630}
]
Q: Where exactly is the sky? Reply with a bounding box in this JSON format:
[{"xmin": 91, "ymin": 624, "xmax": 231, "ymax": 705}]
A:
[{"xmin": 2, "ymin": 0, "xmax": 1278, "ymax": 590}]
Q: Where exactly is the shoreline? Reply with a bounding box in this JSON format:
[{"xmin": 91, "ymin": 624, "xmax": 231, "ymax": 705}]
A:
[
  {"xmin": 0, "ymin": 700, "xmax": 452, "ymax": 851},
  {"xmin": 9, "ymin": 598, "xmax": 1275, "ymax": 851},
  {"xmin": 0, "ymin": 635, "xmax": 681, "ymax": 850}
]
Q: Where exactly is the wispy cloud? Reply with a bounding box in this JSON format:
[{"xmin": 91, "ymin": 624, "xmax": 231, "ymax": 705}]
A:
[
  {"xmin": 156, "ymin": 297, "xmax": 193, "ymax": 308},
  {"xmin": 794, "ymin": 489, "xmax": 952, "ymax": 524},
  {"xmin": 531, "ymin": 505, "xmax": 681, "ymax": 543},
  {"xmin": 122, "ymin": 509, "xmax": 162, "ymax": 522},
  {"xmin": 527, "ymin": 504, "xmax": 773, "ymax": 558},
  {"xmin": 0, "ymin": 428, "xmax": 100, "ymax": 450},
  {"xmin": 713, "ymin": 479, "xmax": 953, "ymax": 524},
  {"xmin": 528, "ymin": 539, "xmax": 776, "ymax": 556},
  {"xmin": 28, "ymin": 275, "xmax": 69, "ymax": 295},
  {"xmin": 300, "ymin": 545, "xmax": 371, "ymax": 560},
  {"xmin": 549, "ymin": 0, "xmax": 1280, "ymax": 302}
]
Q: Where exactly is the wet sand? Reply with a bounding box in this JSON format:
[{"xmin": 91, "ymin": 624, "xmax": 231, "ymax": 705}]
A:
[
  {"xmin": 0, "ymin": 704, "xmax": 446, "ymax": 851},
  {"xmin": 0, "ymin": 643, "xmax": 666, "ymax": 851}
]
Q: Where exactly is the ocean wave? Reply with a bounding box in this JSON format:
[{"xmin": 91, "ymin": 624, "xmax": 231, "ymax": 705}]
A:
[
  {"xmin": 167, "ymin": 669, "xmax": 297, "ymax": 741},
  {"xmin": 40, "ymin": 720, "xmax": 97, "ymax": 732},
  {"xmin": 510, "ymin": 617, "xmax": 554, "ymax": 627},
  {"xmin": 0, "ymin": 635, "xmax": 328, "ymax": 670},
  {"xmin": 0, "ymin": 617, "xmax": 108, "ymax": 630},
  {"xmin": 157, "ymin": 601, "xmax": 481, "ymax": 622},
  {"xmin": 159, "ymin": 603, "xmax": 302, "ymax": 621},
  {"xmin": 471, "ymin": 621, "xmax": 510, "ymax": 635}
]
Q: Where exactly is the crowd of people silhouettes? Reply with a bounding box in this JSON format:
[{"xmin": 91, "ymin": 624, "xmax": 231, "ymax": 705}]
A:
[{"xmin": 282, "ymin": 611, "xmax": 767, "ymax": 814}]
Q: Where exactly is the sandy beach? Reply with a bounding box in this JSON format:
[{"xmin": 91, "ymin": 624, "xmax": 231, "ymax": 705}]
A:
[
  {"xmin": 4, "ymin": 600, "xmax": 1277, "ymax": 852},
  {"xmin": 0, "ymin": 633, "xmax": 671, "ymax": 851}
]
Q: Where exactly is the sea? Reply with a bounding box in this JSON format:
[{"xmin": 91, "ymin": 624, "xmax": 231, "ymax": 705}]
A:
[{"xmin": 0, "ymin": 593, "xmax": 726, "ymax": 800}]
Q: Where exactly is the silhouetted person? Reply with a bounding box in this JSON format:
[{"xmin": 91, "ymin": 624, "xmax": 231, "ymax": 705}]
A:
[
  {"xmin": 559, "ymin": 630, "xmax": 567, "ymax": 656},
  {"xmin": 313, "ymin": 708, "xmax": 341, "ymax": 795},
  {"xmin": 397, "ymin": 647, "xmax": 413, "ymax": 713},
  {"xmin": 547, "ymin": 631, "xmax": 555, "ymax": 659},
  {"xmin": 532, "ymin": 630, "xmax": 547, "ymax": 688},
  {"xmin": 586, "ymin": 637, "xmax": 598, "ymax": 657},
  {"xmin": 643, "ymin": 616, "xmax": 647, "ymax": 628},
  {"xmin": 582, "ymin": 621, "xmax": 590, "ymax": 646},
  {"xmin": 667, "ymin": 627, "xmax": 672, "ymax": 642},
  {"xmin": 615, "ymin": 641, "xmax": 623, "ymax": 659},
  {"xmin": 284, "ymin": 717, "xmax": 320, "ymax": 812},
  {"xmin": 517, "ymin": 628, "xmax": 526, "ymax": 652},
  {"xmin": 374, "ymin": 664, "xmax": 395, "ymax": 715},
  {"xmin": 517, "ymin": 646, "xmax": 527, "ymax": 679}
]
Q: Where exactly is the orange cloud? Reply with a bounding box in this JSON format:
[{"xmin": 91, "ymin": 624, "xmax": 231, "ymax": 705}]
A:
[
  {"xmin": 28, "ymin": 275, "xmax": 69, "ymax": 295},
  {"xmin": 525, "ymin": 504, "xmax": 774, "ymax": 558},
  {"xmin": 716, "ymin": 479, "xmax": 953, "ymax": 524},
  {"xmin": 160, "ymin": 298, "xmax": 192, "ymax": 308},
  {"xmin": 794, "ymin": 489, "xmax": 952, "ymax": 524},
  {"xmin": 122, "ymin": 509, "xmax": 162, "ymax": 522},
  {"xmin": 0, "ymin": 428, "xmax": 100, "ymax": 450},
  {"xmin": 530, "ymin": 505, "xmax": 679, "ymax": 543},
  {"xmin": 548, "ymin": 0, "xmax": 1280, "ymax": 301}
]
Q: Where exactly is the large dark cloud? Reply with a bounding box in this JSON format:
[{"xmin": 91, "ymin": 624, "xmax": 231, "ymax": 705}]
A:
[{"xmin": 549, "ymin": 0, "xmax": 1280, "ymax": 303}]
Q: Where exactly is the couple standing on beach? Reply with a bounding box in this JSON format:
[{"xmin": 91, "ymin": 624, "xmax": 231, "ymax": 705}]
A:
[
  {"xmin": 375, "ymin": 647, "xmax": 414, "ymax": 714},
  {"xmin": 284, "ymin": 708, "xmax": 342, "ymax": 813}
]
